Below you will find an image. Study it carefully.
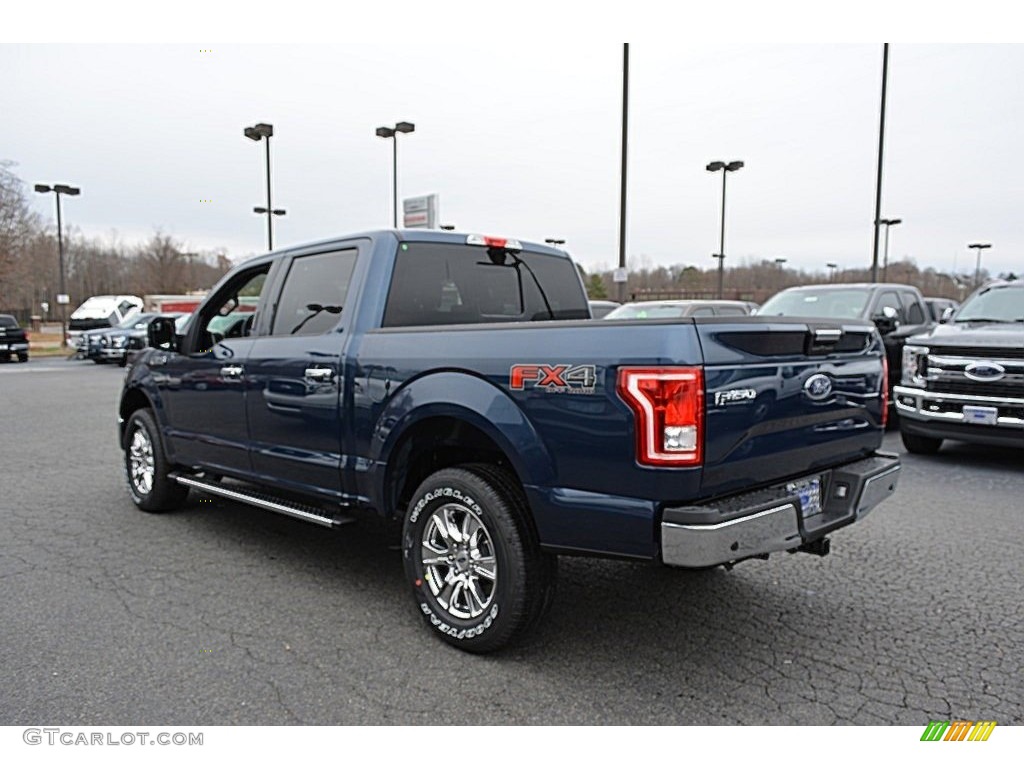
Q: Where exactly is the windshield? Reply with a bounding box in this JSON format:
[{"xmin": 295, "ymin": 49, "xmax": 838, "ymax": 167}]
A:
[
  {"xmin": 758, "ymin": 288, "xmax": 872, "ymax": 319},
  {"xmin": 955, "ymin": 285, "xmax": 1024, "ymax": 322},
  {"xmin": 605, "ymin": 303, "xmax": 689, "ymax": 319}
]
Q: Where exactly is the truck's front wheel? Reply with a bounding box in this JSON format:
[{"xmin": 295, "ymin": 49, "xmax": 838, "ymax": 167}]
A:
[
  {"xmin": 403, "ymin": 465, "xmax": 555, "ymax": 653},
  {"xmin": 123, "ymin": 409, "xmax": 190, "ymax": 512}
]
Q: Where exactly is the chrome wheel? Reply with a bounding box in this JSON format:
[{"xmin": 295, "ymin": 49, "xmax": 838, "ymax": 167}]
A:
[
  {"xmin": 420, "ymin": 502, "xmax": 497, "ymax": 620},
  {"xmin": 128, "ymin": 427, "xmax": 155, "ymax": 496}
]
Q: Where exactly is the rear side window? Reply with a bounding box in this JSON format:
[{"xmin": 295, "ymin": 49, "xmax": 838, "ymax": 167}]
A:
[
  {"xmin": 900, "ymin": 292, "xmax": 926, "ymax": 324},
  {"xmin": 271, "ymin": 249, "xmax": 358, "ymax": 336},
  {"xmin": 382, "ymin": 242, "xmax": 589, "ymax": 327}
]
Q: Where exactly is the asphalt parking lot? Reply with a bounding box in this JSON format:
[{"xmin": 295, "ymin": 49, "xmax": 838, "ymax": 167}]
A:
[{"xmin": 1, "ymin": 358, "xmax": 1021, "ymax": 725}]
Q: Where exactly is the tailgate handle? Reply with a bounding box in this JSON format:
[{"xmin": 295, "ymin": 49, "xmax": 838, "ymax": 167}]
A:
[
  {"xmin": 805, "ymin": 326, "xmax": 844, "ymax": 355},
  {"xmin": 305, "ymin": 366, "xmax": 334, "ymax": 382}
]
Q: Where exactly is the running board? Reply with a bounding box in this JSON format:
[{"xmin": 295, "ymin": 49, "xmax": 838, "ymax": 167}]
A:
[{"xmin": 172, "ymin": 474, "xmax": 354, "ymax": 528}]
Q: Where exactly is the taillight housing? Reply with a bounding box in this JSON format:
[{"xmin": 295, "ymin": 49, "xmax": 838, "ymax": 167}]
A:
[
  {"xmin": 617, "ymin": 367, "xmax": 704, "ymax": 467},
  {"xmin": 880, "ymin": 355, "xmax": 889, "ymax": 429}
]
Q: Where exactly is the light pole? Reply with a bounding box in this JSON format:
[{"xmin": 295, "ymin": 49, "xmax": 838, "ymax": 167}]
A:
[
  {"xmin": 826, "ymin": 262, "xmax": 838, "ymax": 282},
  {"xmin": 870, "ymin": 43, "xmax": 890, "ymax": 283},
  {"xmin": 968, "ymin": 242, "xmax": 992, "ymax": 288},
  {"xmin": 706, "ymin": 160, "xmax": 744, "ymax": 299},
  {"xmin": 774, "ymin": 258, "xmax": 787, "ymax": 289},
  {"xmin": 244, "ymin": 122, "xmax": 285, "ymax": 251},
  {"xmin": 34, "ymin": 183, "xmax": 80, "ymax": 346},
  {"xmin": 878, "ymin": 217, "xmax": 901, "ymax": 281},
  {"xmin": 375, "ymin": 121, "xmax": 415, "ymax": 227}
]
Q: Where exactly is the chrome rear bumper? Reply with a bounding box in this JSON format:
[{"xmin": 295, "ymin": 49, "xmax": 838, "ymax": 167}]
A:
[{"xmin": 660, "ymin": 452, "xmax": 900, "ymax": 568}]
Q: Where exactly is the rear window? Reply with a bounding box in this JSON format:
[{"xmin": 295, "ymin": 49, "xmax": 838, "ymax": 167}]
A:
[
  {"xmin": 382, "ymin": 242, "xmax": 588, "ymax": 327},
  {"xmin": 0, "ymin": 315, "xmax": 17, "ymax": 329}
]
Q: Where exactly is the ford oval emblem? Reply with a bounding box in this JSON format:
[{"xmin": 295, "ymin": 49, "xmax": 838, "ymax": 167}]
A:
[
  {"xmin": 964, "ymin": 361, "xmax": 1005, "ymax": 382},
  {"xmin": 803, "ymin": 373, "xmax": 833, "ymax": 401}
]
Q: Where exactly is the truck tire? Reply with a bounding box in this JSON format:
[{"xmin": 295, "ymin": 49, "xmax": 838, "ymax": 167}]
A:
[
  {"xmin": 123, "ymin": 409, "xmax": 190, "ymax": 512},
  {"xmin": 403, "ymin": 464, "xmax": 555, "ymax": 653},
  {"xmin": 900, "ymin": 430, "xmax": 942, "ymax": 455},
  {"xmin": 18, "ymin": 353, "xmax": 28, "ymax": 362}
]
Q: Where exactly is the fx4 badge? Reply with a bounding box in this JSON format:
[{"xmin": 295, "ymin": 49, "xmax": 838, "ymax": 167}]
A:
[{"xmin": 510, "ymin": 364, "xmax": 597, "ymax": 394}]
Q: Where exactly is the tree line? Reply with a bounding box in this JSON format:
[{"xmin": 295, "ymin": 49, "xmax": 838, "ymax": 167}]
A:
[
  {"xmin": 0, "ymin": 161, "xmax": 232, "ymax": 322},
  {"xmin": 579, "ymin": 257, "xmax": 989, "ymax": 304}
]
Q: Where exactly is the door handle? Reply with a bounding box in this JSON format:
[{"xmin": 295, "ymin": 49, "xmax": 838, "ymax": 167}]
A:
[
  {"xmin": 304, "ymin": 367, "xmax": 334, "ymax": 382},
  {"xmin": 220, "ymin": 365, "xmax": 244, "ymax": 379}
]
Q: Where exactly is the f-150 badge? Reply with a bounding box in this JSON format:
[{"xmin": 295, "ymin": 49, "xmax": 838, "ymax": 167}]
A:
[
  {"xmin": 714, "ymin": 388, "xmax": 757, "ymax": 406},
  {"xmin": 510, "ymin": 364, "xmax": 597, "ymax": 394}
]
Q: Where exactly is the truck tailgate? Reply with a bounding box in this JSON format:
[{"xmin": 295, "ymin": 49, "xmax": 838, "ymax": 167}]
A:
[{"xmin": 695, "ymin": 318, "xmax": 886, "ymax": 500}]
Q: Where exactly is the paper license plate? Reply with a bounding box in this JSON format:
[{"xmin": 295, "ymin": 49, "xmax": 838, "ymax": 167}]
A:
[
  {"xmin": 963, "ymin": 405, "xmax": 998, "ymax": 425},
  {"xmin": 786, "ymin": 477, "xmax": 822, "ymax": 517}
]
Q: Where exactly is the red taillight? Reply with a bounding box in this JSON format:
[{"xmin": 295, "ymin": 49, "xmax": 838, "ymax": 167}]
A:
[
  {"xmin": 880, "ymin": 355, "xmax": 889, "ymax": 428},
  {"xmin": 617, "ymin": 367, "xmax": 704, "ymax": 466}
]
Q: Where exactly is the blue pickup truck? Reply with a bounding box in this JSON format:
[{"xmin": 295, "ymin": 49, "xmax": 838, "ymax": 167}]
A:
[{"xmin": 119, "ymin": 230, "xmax": 900, "ymax": 652}]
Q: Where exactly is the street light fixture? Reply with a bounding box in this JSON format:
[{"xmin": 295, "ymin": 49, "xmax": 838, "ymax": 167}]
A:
[
  {"xmin": 878, "ymin": 217, "xmax": 902, "ymax": 281},
  {"xmin": 34, "ymin": 183, "xmax": 81, "ymax": 346},
  {"xmin": 968, "ymin": 242, "xmax": 992, "ymax": 288},
  {"xmin": 545, "ymin": 238, "xmax": 566, "ymax": 248},
  {"xmin": 439, "ymin": 224, "xmax": 456, "ymax": 231},
  {"xmin": 376, "ymin": 121, "xmax": 415, "ymax": 228},
  {"xmin": 244, "ymin": 122, "xmax": 284, "ymax": 251},
  {"xmin": 706, "ymin": 159, "xmax": 744, "ymax": 299}
]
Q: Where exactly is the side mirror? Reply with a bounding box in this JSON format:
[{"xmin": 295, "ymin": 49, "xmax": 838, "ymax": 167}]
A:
[
  {"xmin": 147, "ymin": 316, "xmax": 179, "ymax": 352},
  {"xmin": 872, "ymin": 305, "xmax": 899, "ymax": 334},
  {"xmin": 940, "ymin": 306, "xmax": 954, "ymax": 323}
]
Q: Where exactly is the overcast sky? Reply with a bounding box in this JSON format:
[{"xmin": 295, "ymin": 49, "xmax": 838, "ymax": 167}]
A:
[{"xmin": 3, "ymin": 42, "xmax": 1021, "ymax": 277}]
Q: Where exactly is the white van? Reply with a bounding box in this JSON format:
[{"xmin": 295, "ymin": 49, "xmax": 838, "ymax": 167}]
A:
[{"xmin": 67, "ymin": 295, "xmax": 144, "ymax": 348}]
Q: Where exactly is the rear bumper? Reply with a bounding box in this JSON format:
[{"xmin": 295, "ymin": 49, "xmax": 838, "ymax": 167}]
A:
[
  {"xmin": 0, "ymin": 342, "xmax": 28, "ymax": 351},
  {"xmin": 660, "ymin": 452, "xmax": 900, "ymax": 568}
]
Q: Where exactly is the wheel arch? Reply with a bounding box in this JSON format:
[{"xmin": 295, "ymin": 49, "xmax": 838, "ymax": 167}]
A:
[
  {"xmin": 118, "ymin": 387, "xmax": 156, "ymax": 449},
  {"xmin": 369, "ymin": 371, "xmax": 555, "ymax": 520}
]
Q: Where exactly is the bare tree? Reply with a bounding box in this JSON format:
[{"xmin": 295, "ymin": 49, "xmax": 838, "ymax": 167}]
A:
[{"xmin": 0, "ymin": 161, "xmax": 42, "ymax": 312}]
